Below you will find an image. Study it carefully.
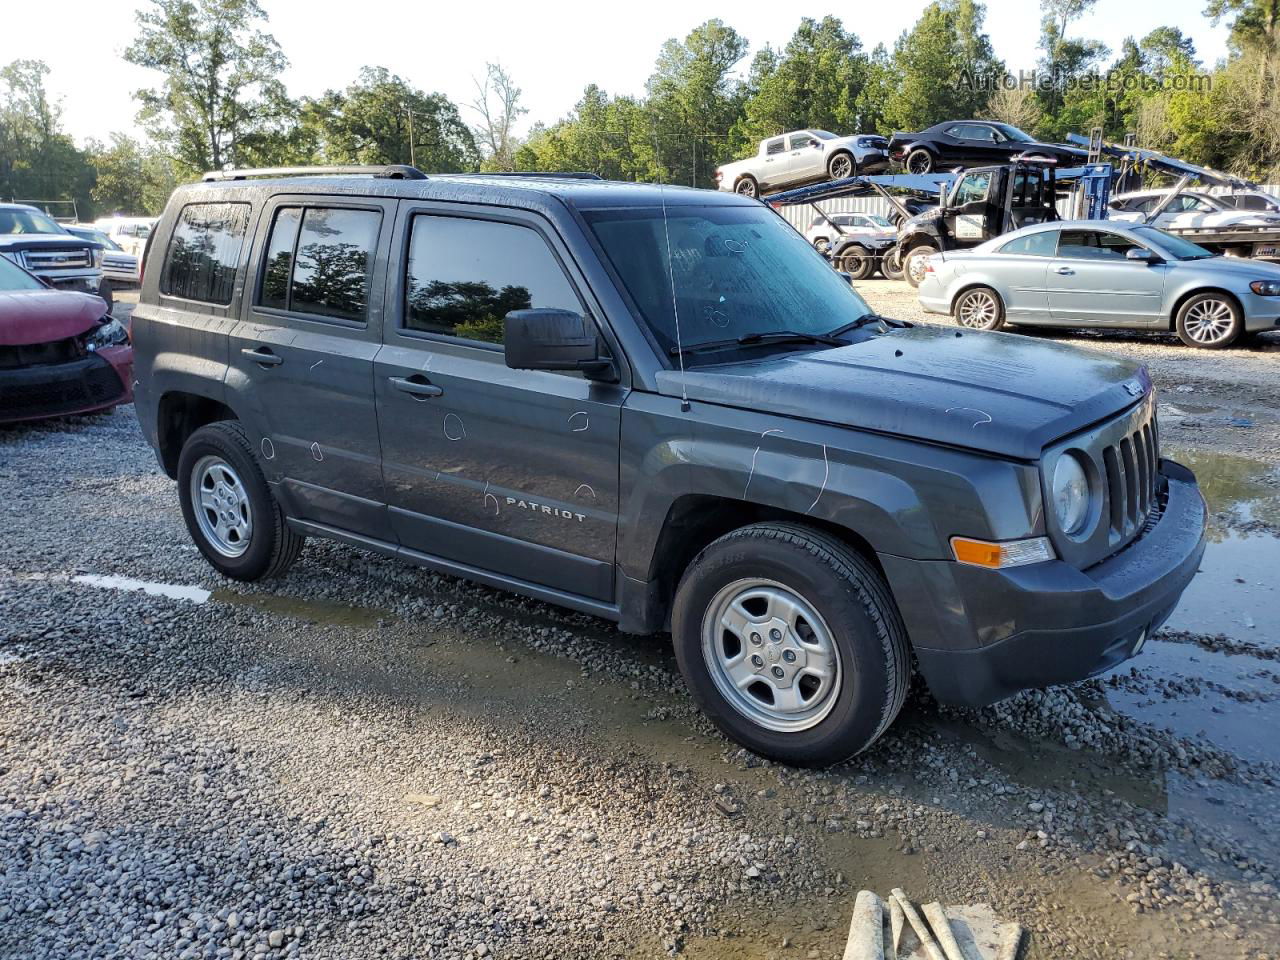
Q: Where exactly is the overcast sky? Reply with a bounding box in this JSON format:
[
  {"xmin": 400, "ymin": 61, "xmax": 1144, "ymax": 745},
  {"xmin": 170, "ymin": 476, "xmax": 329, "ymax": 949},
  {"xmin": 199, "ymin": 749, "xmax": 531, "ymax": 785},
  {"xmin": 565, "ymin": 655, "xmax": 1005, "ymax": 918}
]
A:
[{"xmin": 1, "ymin": 0, "xmax": 1231, "ymax": 148}]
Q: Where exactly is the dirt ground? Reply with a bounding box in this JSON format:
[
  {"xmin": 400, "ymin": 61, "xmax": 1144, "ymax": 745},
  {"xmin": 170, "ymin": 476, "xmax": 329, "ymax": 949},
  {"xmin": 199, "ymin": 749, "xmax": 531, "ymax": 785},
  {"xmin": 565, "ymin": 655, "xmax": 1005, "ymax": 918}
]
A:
[{"xmin": 0, "ymin": 286, "xmax": 1277, "ymax": 960}]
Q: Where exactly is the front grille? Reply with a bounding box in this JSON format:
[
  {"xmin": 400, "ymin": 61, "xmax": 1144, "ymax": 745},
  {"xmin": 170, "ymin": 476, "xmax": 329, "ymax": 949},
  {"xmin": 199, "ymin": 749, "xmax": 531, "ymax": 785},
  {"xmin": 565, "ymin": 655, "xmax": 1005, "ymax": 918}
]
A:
[
  {"xmin": 0, "ymin": 336, "xmax": 85, "ymax": 370},
  {"xmin": 1101, "ymin": 415, "xmax": 1159, "ymax": 541},
  {"xmin": 104, "ymin": 255, "xmax": 134, "ymax": 270},
  {"xmin": 0, "ymin": 355, "xmax": 123, "ymax": 421},
  {"xmin": 23, "ymin": 247, "xmax": 93, "ymax": 270}
]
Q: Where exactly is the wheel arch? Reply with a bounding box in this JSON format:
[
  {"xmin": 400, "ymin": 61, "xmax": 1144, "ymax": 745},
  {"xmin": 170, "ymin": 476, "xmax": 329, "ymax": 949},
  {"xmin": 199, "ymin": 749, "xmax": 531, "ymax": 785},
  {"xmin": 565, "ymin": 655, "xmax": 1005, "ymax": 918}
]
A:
[
  {"xmin": 1168, "ymin": 286, "xmax": 1243, "ymax": 332},
  {"xmin": 156, "ymin": 390, "xmax": 239, "ymax": 479},
  {"xmin": 949, "ymin": 281, "xmax": 1004, "ymax": 314}
]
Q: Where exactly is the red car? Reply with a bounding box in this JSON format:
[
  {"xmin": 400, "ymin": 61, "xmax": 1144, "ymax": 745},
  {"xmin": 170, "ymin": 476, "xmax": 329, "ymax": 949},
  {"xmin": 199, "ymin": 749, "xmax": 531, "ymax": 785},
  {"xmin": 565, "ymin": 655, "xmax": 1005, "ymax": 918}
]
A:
[{"xmin": 0, "ymin": 253, "xmax": 133, "ymax": 424}]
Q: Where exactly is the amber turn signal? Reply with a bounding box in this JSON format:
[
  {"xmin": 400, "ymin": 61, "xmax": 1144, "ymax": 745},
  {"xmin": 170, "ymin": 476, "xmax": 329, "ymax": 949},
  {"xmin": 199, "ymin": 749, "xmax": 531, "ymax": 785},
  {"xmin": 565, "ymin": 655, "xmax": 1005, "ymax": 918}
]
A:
[{"xmin": 950, "ymin": 536, "xmax": 1055, "ymax": 569}]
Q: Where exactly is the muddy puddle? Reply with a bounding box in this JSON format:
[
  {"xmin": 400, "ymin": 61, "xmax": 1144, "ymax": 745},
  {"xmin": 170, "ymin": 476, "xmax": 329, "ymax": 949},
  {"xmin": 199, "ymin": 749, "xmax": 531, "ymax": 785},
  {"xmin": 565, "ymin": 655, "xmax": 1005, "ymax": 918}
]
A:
[{"xmin": 212, "ymin": 588, "xmax": 396, "ymax": 630}]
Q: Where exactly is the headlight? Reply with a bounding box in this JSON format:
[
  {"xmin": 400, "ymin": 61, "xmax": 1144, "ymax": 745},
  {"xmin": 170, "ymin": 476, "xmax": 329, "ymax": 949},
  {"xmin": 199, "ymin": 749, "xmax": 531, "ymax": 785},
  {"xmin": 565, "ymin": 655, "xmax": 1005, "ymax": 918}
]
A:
[
  {"xmin": 1250, "ymin": 280, "xmax": 1280, "ymax": 296},
  {"xmin": 93, "ymin": 247, "xmax": 104, "ymax": 268},
  {"xmin": 85, "ymin": 318, "xmax": 128, "ymax": 351},
  {"xmin": 1051, "ymin": 453, "xmax": 1091, "ymax": 536}
]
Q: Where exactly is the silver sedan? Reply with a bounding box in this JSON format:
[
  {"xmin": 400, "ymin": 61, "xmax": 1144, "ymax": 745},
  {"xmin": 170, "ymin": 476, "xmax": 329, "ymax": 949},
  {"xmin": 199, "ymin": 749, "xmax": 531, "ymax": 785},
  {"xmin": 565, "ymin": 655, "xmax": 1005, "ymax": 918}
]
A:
[{"xmin": 916, "ymin": 220, "xmax": 1280, "ymax": 348}]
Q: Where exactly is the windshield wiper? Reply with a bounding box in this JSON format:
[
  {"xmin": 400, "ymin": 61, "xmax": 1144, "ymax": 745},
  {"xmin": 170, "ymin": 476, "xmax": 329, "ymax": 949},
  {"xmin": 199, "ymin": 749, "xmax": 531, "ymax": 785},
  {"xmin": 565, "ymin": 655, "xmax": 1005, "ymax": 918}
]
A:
[
  {"xmin": 669, "ymin": 329, "xmax": 847, "ymax": 358},
  {"xmin": 827, "ymin": 313, "xmax": 910, "ymax": 337}
]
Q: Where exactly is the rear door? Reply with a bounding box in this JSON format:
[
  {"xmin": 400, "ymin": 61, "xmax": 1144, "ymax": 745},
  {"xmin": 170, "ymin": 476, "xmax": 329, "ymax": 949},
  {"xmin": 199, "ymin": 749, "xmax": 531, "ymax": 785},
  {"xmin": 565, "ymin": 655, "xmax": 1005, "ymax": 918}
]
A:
[
  {"xmin": 373, "ymin": 203, "xmax": 625, "ymax": 602},
  {"xmin": 226, "ymin": 196, "xmax": 395, "ymax": 540},
  {"xmin": 761, "ymin": 137, "xmax": 787, "ymax": 188},
  {"xmin": 1046, "ymin": 228, "xmax": 1167, "ymax": 325}
]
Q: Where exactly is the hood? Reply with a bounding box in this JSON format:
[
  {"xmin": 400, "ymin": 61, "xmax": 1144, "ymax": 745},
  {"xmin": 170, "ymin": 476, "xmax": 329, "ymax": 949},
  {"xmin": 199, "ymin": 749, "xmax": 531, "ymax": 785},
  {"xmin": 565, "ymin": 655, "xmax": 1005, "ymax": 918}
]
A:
[
  {"xmin": 656, "ymin": 325, "xmax": 1148, "ymax": 461},
  {"xmin": 1181, "ymin": 254, "xmax": 1280, "ymax": 281},
  {"xmin": 0, "ymin": 290, "xmax": 108, "ymax": 346},
  {"xmin": 0, "ymin": 233, "xmax": 98, "ymax": 253}
]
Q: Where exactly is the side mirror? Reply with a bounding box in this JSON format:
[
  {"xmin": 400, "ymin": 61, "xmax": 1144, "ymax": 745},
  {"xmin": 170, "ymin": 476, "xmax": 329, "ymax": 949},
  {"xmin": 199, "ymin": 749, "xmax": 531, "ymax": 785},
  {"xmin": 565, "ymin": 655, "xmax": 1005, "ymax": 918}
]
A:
[
  {"xmin": 504, "ymin": 308, "xmax": 616, "ymax": 380},
  {"xmin": 809, "ymin": 139, "xmax": 821, "ymax": 149},
  {"xmin": 1126, "ymin": 248, "xmax": 1160, "ymax": 264}
]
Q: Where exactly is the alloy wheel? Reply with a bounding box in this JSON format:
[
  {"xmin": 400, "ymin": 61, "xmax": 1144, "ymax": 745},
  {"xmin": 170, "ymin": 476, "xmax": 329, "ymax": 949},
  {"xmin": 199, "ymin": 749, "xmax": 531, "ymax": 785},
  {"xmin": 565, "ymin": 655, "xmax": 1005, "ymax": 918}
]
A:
[
  {"xmin": 1182, "ymin": 298, "xmax": 1236, "ymax": 345},
  {"xmin": 957, "ymin": 290, "xmax": 999, "ymax": 328},
  {"xmin": 190, "ymin": 455, "xmax": 253, "ymax": 557}
]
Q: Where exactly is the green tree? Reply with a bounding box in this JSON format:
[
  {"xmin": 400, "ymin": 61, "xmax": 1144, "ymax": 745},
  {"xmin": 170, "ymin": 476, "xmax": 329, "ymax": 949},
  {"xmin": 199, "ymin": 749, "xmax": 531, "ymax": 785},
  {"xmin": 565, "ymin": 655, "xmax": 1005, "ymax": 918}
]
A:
[
  {"xmin": 882, "ymin": 1, "xmax": 1003, "ymax": 132},
  {"xmin": 515, "ymin": 86, "xmax": 660, "ymax": 181},
  {"xmin": 86, "ymin": 133, "xmax": 179, "ymax": 216},
  {"xmin": 301, "ymin": 67, "xmax": 478, "ymax": 172},
  {"xmin": 737, "ymin": 17, "xmax": 869, "ymax": 142},
  {"xmin": 0, "ymin": 59, "xmax": 94, "ymax": 216},
  {"xmin": 125, "ymin": 0, "xmax": 297, "ymax": 175}
]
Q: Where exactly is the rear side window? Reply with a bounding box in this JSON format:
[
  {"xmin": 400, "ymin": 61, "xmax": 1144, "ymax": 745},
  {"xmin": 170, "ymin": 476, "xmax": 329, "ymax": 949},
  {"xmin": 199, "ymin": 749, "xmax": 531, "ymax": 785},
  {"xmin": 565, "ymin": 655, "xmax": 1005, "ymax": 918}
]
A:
[
  {"xmin": 256, "ymin": 206, "xmax": 381, "ymax": 323},
  {"xmin": 160, "ymin": 202, "xmax": 250, "ymax": 304},
  {"xmin": 765, "ymin": 138, "xmax": 785, "ymax": 156},
  {"xmin": 998, "ymin": 230, "xmax": 1058, "ymax": 257},
  {"xmin": 403, "ymin": 215, "xmax": 581, "ymax": 345}
]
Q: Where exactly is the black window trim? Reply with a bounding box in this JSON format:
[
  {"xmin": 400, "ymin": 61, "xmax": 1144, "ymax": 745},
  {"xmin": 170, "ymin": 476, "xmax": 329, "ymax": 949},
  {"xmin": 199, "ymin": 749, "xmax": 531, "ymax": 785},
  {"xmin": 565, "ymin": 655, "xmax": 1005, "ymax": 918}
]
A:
[
  {"xmin": 252, "ymin": 200, "xmax": 384, "ymax": 330},
  {"xmin": 396, "ymin": 208, "xmax": 592, "ymax": 354},
  {"xmin": 159, "ymin": 200, "xmax": 252, "ymax": 308}
]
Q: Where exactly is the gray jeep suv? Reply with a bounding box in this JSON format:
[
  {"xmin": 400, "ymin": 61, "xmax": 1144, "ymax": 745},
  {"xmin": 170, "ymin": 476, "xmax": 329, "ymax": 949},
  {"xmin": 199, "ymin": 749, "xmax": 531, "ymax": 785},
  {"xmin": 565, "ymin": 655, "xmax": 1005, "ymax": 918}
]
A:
[{"xmin": 132, "ymin": 165, "xmax": 1206, "ymax": 766}]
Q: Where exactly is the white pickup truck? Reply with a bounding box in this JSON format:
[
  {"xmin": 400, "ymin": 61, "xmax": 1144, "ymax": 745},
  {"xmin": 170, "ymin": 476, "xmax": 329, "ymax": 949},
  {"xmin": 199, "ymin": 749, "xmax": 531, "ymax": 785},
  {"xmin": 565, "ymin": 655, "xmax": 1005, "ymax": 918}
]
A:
[{"xmin": 714, "ymin": 129, "xmax": 890, "ymax": 199}]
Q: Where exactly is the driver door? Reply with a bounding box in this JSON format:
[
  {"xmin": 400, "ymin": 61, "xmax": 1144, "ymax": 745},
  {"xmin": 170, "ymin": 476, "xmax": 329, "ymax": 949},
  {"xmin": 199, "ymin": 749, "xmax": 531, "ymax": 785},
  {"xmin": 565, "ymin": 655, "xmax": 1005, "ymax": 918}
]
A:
[
  {"xmin": 788, "ymin": 132, "xmax": 823, "ymax": 184},
  {"xmin": 1047, "ymin": 229, "xmax": 1168, "ymax": 324},
  {"xmin": 944, "ymin": 170, "xmax": 997, "ymax": 247}
]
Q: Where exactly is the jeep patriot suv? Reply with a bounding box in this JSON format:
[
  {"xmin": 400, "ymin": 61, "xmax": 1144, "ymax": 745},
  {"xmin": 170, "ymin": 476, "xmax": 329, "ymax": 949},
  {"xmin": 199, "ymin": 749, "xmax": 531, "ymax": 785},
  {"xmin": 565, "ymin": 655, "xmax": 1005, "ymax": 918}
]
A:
[{"xmin": 132, "ymin": 165, "xmax": 1206, "ymax": 766}]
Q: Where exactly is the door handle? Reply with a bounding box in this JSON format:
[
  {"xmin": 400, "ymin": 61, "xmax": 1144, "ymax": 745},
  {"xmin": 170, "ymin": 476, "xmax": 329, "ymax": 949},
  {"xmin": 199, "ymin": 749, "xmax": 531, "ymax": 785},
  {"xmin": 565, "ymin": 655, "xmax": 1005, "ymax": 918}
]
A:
[
  {"xmin": 389, "ymin": 375, "xmax": 444, "ymax": 400},
  {"xmin": 241, "ymin": 347, "xmax": 283, "ymax": 367},
  {"xmin": 1054, "ymin": 267, "xmax": 1074, "ymax": 275}
]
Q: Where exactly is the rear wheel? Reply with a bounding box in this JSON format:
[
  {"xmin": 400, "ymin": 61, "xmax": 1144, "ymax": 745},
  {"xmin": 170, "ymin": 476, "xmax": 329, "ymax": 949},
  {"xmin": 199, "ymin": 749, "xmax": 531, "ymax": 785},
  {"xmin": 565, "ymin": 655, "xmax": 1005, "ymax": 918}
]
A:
[
  {"xmin": 953, "ymin": 286, "xmax": 1006, "ymax": 331},
  {"xmin": 735, "ymin": 175, "xmax": 759, "ymax": 199},
  {"xmin": 903, "ymin": 245, "xmax": 938, "ymax": 288},
  {"xmin": 837, "ymin": 247, "xmax": 875, "ymax": 280},
  {"xmin": 672, "ymin": 522, "xmax": 910, "ymax": 767},
  {"xmin": 1175, "ymin": 292, "xmax": 1242, "ymax": 348},
  {"xmin": 905, "ymin": 148, "xmax": 934, "ymax": 174},
  {"xmin": 880, "ymin": 246, "xmax": 905, "ymax": 282},
  {"xmin": 177, "ymin": 420, "xmax": 305, "ymax": 581}
]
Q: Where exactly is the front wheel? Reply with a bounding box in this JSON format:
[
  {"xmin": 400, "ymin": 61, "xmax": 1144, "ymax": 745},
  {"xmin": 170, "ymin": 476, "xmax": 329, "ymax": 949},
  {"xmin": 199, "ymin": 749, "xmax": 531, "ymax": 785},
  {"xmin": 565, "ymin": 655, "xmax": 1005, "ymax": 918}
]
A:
[
  {"xmin": 953, "ymin": 286, "xmax": 1006, "ymax": 331},
  {"xmin": 672, "ymin": 522, "xmax": 910, "ymax": 767},
  {"xmin": 177, "ymin": 420, "xmax": 305, "ymax": 580},
  {"xmin": 1175, "ymin": 292, "xmax": 1242, "ymax": 348},
  {"xmin": 903, "ymin": 245, "xmax": 938, "ymax": 288},
  {"xmin": 827, "ymin": 152, "xmax": 855, "ymax": 180}
]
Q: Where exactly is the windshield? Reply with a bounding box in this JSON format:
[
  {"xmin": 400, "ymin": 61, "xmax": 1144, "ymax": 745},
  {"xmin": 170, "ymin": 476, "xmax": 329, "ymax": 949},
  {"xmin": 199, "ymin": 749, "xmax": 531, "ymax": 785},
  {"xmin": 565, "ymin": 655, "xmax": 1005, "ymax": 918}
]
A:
[
  {"xmin": 992, "ymin": 123, "xmax": 1036, "ymax": 143},
  {"xmin": 69, "ymin": 227, "xmax": 119, "ymax": 250},
  {"xmin": 584, "ymin": 204, "xmax": 875, "ymax": 358},
  {"xmin": 1133, "ymin": 226, "xmax": 1216, "ymax": 260},
  {"xmin": 0, "ymin": 254, "xmax": 45, "ymax": 291},
  {"xmin": 865, "ymin": 214, "xmax": 893, "ymax": 228},
  {"xmin": 0, "ymin": 207, "xmax": 67, "ymax": 235}
]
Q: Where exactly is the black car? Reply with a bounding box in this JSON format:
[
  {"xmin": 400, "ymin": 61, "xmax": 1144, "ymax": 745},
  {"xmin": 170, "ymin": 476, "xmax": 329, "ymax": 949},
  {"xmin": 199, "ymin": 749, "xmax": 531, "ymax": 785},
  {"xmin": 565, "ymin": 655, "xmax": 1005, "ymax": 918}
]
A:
[{"xmin": 888, "ymin": 121, "xmax": 1086, "ymax": 175}]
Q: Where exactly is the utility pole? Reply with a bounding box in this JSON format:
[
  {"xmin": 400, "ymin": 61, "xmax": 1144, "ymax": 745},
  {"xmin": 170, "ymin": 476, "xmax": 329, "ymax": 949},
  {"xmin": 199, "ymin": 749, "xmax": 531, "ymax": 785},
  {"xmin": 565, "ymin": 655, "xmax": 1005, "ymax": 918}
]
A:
[{"xmin": 402, "ymin": 103, "xmax": 416, "ymax": 168}]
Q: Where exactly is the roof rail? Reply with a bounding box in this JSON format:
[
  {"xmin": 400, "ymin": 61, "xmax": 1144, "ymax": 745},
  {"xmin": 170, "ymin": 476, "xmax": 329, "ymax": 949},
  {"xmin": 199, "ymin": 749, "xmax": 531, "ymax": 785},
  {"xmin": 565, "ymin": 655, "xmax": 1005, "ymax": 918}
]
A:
[
  {"xmin": 201, "ymin": 164, "xmax": 427, "ymax": 182},
  {"xmin": 457, "ymin": 171, "xmax": 604, "ymax": 181}
]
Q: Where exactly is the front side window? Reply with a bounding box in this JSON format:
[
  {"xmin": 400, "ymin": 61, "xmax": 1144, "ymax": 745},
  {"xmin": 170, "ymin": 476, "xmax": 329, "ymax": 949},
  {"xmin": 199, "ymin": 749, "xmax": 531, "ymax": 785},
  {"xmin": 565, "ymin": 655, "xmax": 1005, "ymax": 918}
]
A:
[
  {"xmin": 789, "ymin": 133, "xmax": 813, "ymax": 150},
  {"xmin": 584, "ymin": 203, "xmax": 875, "ymax": 360},
  {"xmin": 161, "ymin": 202, "xmax": 250, "ymax": 305},
  {"xmin": 256, "ymin": 206, "xmax": 380, "ymax": 323},
  {"xmin": 1057, "ymin": 230, "xmax": 1141, "ymax": 260},
  {"xmin": 954, "ymin": 172, "xmax": 993, "ymax": 206},
  {"xmin": 404, "ymin": 216, "xmax": 581, "ymax": 345},
  {"xmin": 999, "ymin": 230, "xmax": 1058, "ymax": 257}
]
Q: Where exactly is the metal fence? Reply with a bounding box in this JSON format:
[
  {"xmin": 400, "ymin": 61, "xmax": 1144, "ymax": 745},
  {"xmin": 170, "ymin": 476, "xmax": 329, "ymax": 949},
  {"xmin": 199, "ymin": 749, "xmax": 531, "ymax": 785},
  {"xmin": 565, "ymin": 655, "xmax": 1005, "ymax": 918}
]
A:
[{"xmin": 774, "ymin": 184, "xmax": 1280, "ymax": 231}]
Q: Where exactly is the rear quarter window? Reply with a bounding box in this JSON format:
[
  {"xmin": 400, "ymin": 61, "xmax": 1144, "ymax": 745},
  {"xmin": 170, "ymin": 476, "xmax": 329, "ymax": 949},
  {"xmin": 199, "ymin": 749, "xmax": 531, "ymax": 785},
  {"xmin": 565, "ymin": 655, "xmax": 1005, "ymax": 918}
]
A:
[{"xmin": 161, "ymin": 202, "xmax": 251, "ymax": 305}]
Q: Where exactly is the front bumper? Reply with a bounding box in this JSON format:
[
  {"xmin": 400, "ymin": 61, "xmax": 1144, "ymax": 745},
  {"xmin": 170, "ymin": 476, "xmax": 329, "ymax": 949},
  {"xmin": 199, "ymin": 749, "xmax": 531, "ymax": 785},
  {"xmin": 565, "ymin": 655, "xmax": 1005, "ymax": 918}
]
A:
[
  {"xmin": 0, "ymin": 346, "xmax": 133, "ymax": 425},
  {"xmin": 856, "ymin": 151, "xmax": 891, "ymax": 174},
  {"xmin": 1240, "ymin": 290, "xmax": 1280, "ymax": 332},
  {"xmin": 879, "ymin": 460, "xmax": 1206, "ymax": 707}
]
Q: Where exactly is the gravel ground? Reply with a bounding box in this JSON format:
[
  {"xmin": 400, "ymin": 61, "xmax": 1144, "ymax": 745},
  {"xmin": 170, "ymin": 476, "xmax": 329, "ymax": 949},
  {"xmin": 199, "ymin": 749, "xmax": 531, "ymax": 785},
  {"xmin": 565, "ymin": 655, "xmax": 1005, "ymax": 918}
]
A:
[{"xmin": 1, "ymin": 288, "xmax": 1279, "ymax": 960}]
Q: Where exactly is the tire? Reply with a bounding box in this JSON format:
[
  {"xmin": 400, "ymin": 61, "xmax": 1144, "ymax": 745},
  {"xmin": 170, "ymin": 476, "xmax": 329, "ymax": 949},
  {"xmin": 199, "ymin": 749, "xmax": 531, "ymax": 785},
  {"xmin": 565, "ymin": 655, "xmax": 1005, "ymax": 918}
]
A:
[
  {"xmin": 880, "ymin": 246, "xmax": 905, "ymax": 282},
  {"xmin": 671, "ymin": 522, "xmax": 910, "ymax": 767},
  {"xmin": 1175, "ymin": 292, "xmax": 1243, "ymax": 348},
  {"xmin": 735, "ymin": 175, "xmax": 759, "ymax": 199},
  {"xmin": 177, "ymin": 420, "xmax": 305, "ymax": 581},
  {"xmin": 827, "ymin": 152, "xmax": 855, "ymax": 180},
  {"xmin": 953, "ymin": 286, "xmax": 1006, "ymax": 331},
  {"xmin": 905, "ymin": 148, "xmax": 934, "ymax": 175},
  {"xmin": 837, "ymin": 247, "xmax": 875, "ymax": 280},
  {"xmin": 903, "ymin": 245, "xmax": 938, "ymax": 288}
]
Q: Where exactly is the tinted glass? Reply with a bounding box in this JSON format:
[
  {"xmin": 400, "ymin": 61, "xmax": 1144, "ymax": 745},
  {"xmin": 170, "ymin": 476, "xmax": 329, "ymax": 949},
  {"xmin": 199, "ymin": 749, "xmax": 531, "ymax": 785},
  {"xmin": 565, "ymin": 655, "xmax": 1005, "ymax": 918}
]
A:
[
  {"xmin": 944, "ymin": 125, "xmax": 966, "ymax": 138},
  {"xmin": 0, "ymin": 254, "xmax": 44, "ymax": 291},
  {"xmin": 1057, "ymin": 230, "xmax": 1140, "ymax": 260},
  {"xmin": 765, "ymin": 138, "xmax": 785, "ymax": 155},
  {"xmin": 789, "ymin": 133, "xmax": 812, "ymax": 150},
  {"xmin": 584, "ymin": 204, "xmax": 875, "ymax": 359},
  {"xmin": 259, "ymin": 207, "xmax": 301, "ymax": 311},
  {"xmin": 999, "ymin": 230, "xmax": 1058, "ymax": 257},
  {"xmin": 290, "ymin": 208, "xmax": 380, "ymax": 322},
  {"xmin": 404, "ymin": 216, "xmax": 580, "ymax": 344},
  {"xmin": 161, "ymin": 203, "xmax": 250, "ymax": 304}
]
